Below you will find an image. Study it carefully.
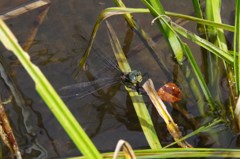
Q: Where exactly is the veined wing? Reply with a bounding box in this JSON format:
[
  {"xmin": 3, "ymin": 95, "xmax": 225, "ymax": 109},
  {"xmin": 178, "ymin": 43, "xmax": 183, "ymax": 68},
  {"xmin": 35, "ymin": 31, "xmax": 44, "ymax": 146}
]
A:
[
  {"xmin": 89, "ymin": 48, "xmax": 121, "ymax": 73},
  {"xmin": 59, "ymin": 77, "xmax": 121, "ymax": 99}
]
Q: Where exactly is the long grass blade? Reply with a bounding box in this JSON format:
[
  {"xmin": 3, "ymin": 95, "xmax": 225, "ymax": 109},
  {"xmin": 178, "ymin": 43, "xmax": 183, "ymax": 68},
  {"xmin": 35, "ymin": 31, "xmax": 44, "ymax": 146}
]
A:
[
  {"xmin": 183, "ymin": 44, "xmax": 215, "ymax": 111},
  {"xmin": 76, "ymin": 6, "xmax": 234, "ymax": 71},
  {"xmin": 205, "ymin": 0, "xmax": 232, "ymax": 114},
  {"xmin": 165, "ymin": 11, "xmax": 234, "ymax": 32},
  {"xmin": 106, "ymin": 21, "xmax": 162, "ymax": 149},
  {"xmin": 70, "ymin": 148, "xmax": 240, "ymax": 159},
  {"xmin": 76, "ymin": 7, "xmax": 149, "ymax": 72},
  {"xmin": 141, "ymin": 0, "xmax": 185, "ymax": 64},
  {"xmin": 0, "ymin": 19, "xmax": 102, "ymax": 159},
  {"xmin": 0, "ymin": 0, "xmax": 50, "ymax": 20},
  {"xmin": 234, "ymin": 0, "xmax": 240, "ymax": 95},
  {"xmin": 114, "ymin": 0, "xmax": 170, "ymax": 74},
  {"xmin": 143, "ymin": 79, "xmax": 192, "ymax": 148},
  {"xmin": 165, "ymin": 118, "xmax": 223, "ymax": 148},
  {"xmin": 172, "ymin": 22, "xmax": 234, "ymax": 63},
  {"xmin": 234, "ymin": 0, "xmax": 240, "ymax": 128}
]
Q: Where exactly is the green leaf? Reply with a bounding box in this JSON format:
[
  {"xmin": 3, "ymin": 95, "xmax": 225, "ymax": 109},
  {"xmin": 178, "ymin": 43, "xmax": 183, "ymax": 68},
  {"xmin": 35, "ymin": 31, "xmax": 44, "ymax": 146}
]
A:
[
  {"xmin": 0, "ymin": 19, "xmax": 102, "ymax": 159},
  {"xmin": 106, "ymin": 21, "xmax": 162, "ymax": 149},
  {"xmin": 234, "ymin": 0, "xmax": 240, "ymax": 94},
  {"xmin": 141, "ymin": 0, "xmax": 185, "ymax": 64}
]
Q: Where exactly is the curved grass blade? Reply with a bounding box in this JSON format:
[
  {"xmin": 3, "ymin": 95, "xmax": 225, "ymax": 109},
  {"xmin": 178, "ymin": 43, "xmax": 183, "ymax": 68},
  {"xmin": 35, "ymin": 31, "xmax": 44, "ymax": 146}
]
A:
[
  {"xmin": 70, "ymin": 148, "xmax": 240, "ymax": 159},
  {"xmin": 76, "ymin": 7, "xmax": 149, "ymax": 73},
  {"xmin": 142, "ymin": 79, "xmax": 192, "ymax": 148},
  {"xmin": 76, "ymin": 6, "xmax": 234, "ymax": 72},
  {"xmin": 106, "ymin": 21, "xmax": 162, "ymax": 149},
  {"xmin": 113, "ymin": 140, "xmax": 136, "ymax": 159},
  {"xmin": 141, "ymin": 0, "xmax": 185, "ymax": 64},
  {"xmin": 172, "ymin": 22, "xmax": 234, "ymax": 63},
  {"xmin": 165, "ymin": 11, "xmax": 234, "ymax": 32},
  {"xmin": 164, "ymin": 118, "xmax": 223, "ymax": 148},
  {"xmin": 114, "ymin": 0, "xmax": 171, "ymax": 76},
  {"xmin": 0, "ymin": 19, "xmax": 102, "ymax": 159}
]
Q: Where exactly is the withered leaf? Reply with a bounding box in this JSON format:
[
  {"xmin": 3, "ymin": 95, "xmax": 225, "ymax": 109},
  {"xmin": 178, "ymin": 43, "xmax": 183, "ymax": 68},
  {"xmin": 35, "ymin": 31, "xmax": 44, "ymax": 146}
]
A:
[{"xmin": 157, "ymin": 82, "xmax": 181, "ymax": 103}]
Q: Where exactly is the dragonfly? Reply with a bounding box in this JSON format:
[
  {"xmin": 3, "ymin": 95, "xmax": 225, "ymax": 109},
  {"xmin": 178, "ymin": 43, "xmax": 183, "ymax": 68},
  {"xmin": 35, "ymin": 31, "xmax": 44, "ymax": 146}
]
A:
[
  {"xmin": 59, "ymin": 49, "xmax": 143, "ymax": 99},
  {"xmin": 60, "ymin": 48, "xmax": 181, "ymax": 103}
]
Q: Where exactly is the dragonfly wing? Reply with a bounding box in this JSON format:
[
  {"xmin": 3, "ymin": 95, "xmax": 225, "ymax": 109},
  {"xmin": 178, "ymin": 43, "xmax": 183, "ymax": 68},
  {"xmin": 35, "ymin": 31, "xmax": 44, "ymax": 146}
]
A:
[
  {"xmin": 90, "ymin": 48, "xmax": 121, "ymax": 73},
  {"xmin": 59, "ymin": 77, "xmax": 120, "ymax": 99}
]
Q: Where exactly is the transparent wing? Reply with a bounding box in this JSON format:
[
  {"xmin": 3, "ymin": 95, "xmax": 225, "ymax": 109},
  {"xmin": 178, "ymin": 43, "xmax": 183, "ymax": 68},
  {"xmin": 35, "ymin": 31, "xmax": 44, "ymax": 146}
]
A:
[
  {"xmin": 89, "ymin": 48, "xmax": 121, "ymax": 74},
  {"xmin": 59, "ymin": 77, "xmax": 121, "ymax": 99}
]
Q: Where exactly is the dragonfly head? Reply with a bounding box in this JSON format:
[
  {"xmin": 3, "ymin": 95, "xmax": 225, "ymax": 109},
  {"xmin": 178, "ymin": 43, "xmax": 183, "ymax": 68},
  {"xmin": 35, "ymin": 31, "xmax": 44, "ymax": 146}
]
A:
[{"xmin": 128, "ymin": 70, "xmax": 142, "ymax": 85}]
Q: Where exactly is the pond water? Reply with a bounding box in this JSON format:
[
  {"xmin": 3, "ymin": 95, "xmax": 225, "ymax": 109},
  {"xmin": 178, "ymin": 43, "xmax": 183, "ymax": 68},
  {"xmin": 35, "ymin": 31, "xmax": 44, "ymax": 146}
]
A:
[{"xmin": 0, "ymin": 0, "xmax": 238, "ymax": 158}]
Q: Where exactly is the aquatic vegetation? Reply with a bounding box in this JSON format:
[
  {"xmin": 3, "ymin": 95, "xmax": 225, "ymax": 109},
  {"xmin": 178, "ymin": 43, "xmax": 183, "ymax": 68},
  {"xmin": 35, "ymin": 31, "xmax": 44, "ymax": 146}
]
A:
[
  {"xmin": 0, "ymin": 0, "xmax": 240, "ymax": 158},
  {"xmin": 72, "ymin": 0, "xmax": 240, "ymax": 158}
]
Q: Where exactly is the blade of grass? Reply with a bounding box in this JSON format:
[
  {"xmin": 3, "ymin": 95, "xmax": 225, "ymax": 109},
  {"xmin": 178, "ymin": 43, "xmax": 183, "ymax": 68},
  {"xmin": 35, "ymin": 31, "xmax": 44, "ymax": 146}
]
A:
[
  {"xmin": 114, "ymin": 0, "xmax": 170, "ymax": 75},
  {"xmin": 76, "ymin": 7, "xmax": 150, "ymax": 72},
  {"xmin": 234, "ymin": 0, "xmax": 240, "ymax": 128},
  {"xmin": 140, "ymin": 0, "xmax": 217, "ymax": 113},
  {"xmin": 183, "ymin": 44, "xmax": 216, "ymax": 111},
  {"xmin": 0, "ymin": 19, "xmax": 102, "ymax": 159},
  {"xmin": 141, "ymin": 0, "xmax": 185, "ymax": 64},
  {"xmin": 113, "ymin": 140, "xmax": 136, "ymax": 159},
  {"xmin": 142, "ymin": 79, "xmax": 192, "ymax": 148},
  {"xmin": 113, "ymin": 0, "xmax": 209, "ymax": 116},
  {"xmin": 106, "ymin": 21, "xmax": 162, "ymax": 149},
  {"xmin": 164, "ymin": 118, "xmax": 223, "ymax": 148},
  {"xmin": 234, "ymin": 0, "xmax": 240, "ymax": 95},
  {"xmin": 172, "ymin": 22, "xmax": 234, "ymax": 63},
  {"xmin": 76, "ymin": 6, "xmax": 234, "ymax": 71},
  {"xmin": 23, "ymin": 5, "xmax": 50, "ymax": 51},
  {"xmin": 206, "ymin": 0, "xmax": 235, "ymax": 113},
  {"xmin": 70, "ymin": 148, "xmax": 240, "ymax": 159},
  {"xmin": 165, "ymin": 11, "xmax": 234, "ymax": 32},
  {"xmin": 0, "ymin": 0, "xmax": 50, "ymax": 20}
]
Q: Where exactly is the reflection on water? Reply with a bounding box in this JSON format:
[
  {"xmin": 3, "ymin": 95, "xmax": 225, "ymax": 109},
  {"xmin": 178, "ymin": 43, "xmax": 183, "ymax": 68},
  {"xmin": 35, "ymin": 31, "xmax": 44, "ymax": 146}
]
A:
[{"xmin": 0, "ymin": 0, "xmax": 238, "ymax": 158}]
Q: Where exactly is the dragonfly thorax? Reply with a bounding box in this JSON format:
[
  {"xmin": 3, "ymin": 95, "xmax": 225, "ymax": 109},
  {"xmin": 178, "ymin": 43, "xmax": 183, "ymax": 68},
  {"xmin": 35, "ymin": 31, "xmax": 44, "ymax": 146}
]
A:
[{"xmin": 121, "ymin": 70, "xmax": 142, "ymax": 88}]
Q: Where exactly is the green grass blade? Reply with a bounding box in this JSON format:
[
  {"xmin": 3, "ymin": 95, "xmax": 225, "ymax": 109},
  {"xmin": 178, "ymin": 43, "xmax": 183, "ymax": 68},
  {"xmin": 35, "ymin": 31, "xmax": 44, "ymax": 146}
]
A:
[
  {"xmin": 183, "ymin": 44, "xmax": 215, "ymax": 111},
  {"xmin": 0, "ymin": 19, "xmax": 102, "ymax": 159},
  {"xmin": 165, "ymin": 118, "xmax": 223, "ymax": 148},
  {"xmin": 192, "ymin": 0, "xmax": 204, "ymax": 19},
  {"xmin": 165, "ymin": 11, "xmax": 234, "ymax": 32},
  {"xmin": 76, "ymin": 6, "xmax": 234, "ymax": 71},
  {"xmin": 71, "ymin": 148, "xmax": 240, "ymax": 159},
  {"xmin": 76, "ymin": 7, "xmax": 149, "ymax": 71},
  {"xmin": 172, "ymin": 22, "xmax": 234, "ymax": 63},
  {"xmin": 106, "ymin": 21, "xmax": 162, "ymax": 149},
  {"xmin": 141, "ymin": 0, "xmax": 185, "ymax": 64},
  {"xmin": 114, "ymin": 0, "xmax": 170, "ymax": 74},
  {"xmin": 205, "ymin": 0, "xmax": 233, "ymax": 113},
  {"xmin": 206, "ymin": 0, "xmax": 228, "ymax": 50},
  {"xmin": 234, "ymin": 0, "xmax": 240, "ymax": 95}
]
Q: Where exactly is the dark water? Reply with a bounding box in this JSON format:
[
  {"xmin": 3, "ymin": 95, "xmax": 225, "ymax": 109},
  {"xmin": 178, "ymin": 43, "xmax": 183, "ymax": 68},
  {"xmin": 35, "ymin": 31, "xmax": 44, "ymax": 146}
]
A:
[{"xmin": 0, "ymin": 0, "xmax": 238, "ymax": 158}]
